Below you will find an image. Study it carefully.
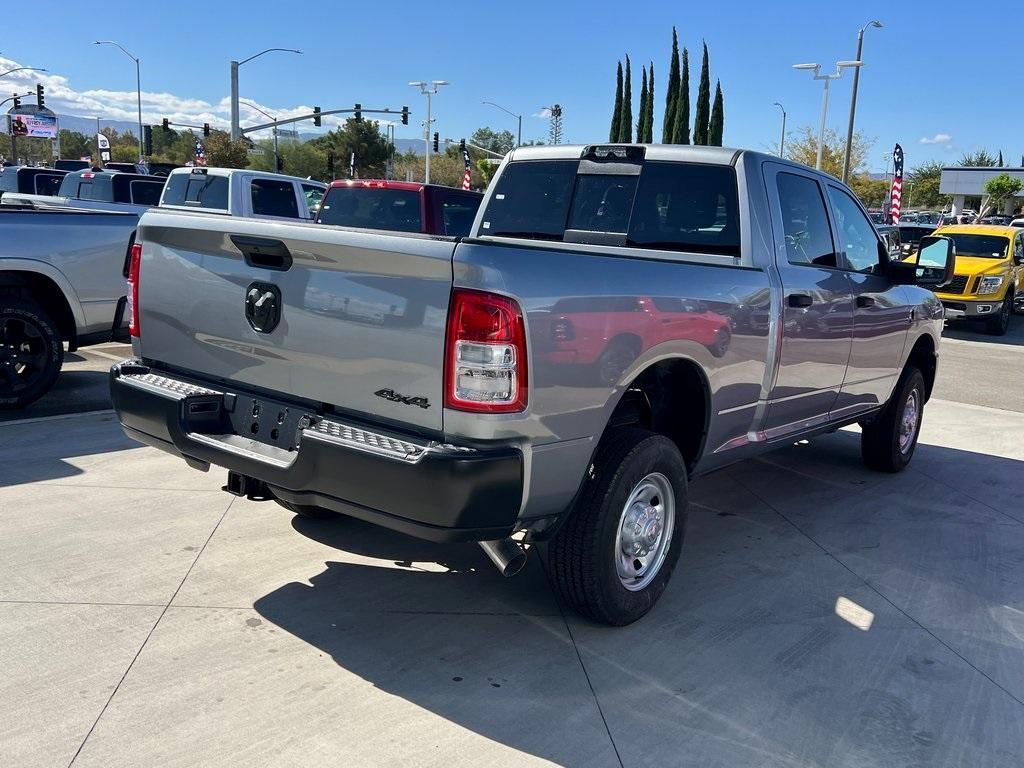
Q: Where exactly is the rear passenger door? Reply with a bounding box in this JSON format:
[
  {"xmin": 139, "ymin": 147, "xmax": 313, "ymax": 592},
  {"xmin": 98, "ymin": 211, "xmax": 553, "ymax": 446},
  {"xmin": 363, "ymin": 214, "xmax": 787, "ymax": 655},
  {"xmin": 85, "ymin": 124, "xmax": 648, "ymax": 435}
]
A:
[
  {"xmin": 763, "ymin": 164, "xmax": 853, "ymax": 436},
  {"xmin": 825, "ymin": 184, "xmax": 911, "ymax": 416}
]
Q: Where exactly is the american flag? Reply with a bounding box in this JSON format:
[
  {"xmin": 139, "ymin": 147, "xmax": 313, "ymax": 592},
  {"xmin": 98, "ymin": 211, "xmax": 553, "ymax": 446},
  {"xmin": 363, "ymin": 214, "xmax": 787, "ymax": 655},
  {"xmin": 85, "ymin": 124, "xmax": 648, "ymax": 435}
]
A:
[
  {"xmin": 462, "ymin": 148, "xmax": 472, "ymax": 191},
  {"xmin": 194, "ymin": 138, "xmax": 207, "ymax": 166},
  {"xmin": 888, "ymin": 143, "xmax": 904, "ymax": 224}
]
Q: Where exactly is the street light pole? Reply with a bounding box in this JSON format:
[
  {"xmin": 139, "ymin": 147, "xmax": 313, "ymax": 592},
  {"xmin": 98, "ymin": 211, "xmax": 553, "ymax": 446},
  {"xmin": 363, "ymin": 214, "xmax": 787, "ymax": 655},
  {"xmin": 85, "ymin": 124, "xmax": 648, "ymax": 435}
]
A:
[
  {"xmin": 95, "ymin": 41, "xmax": 143, "ymax": 162},
  {"xmin": 410, "ymin": 80, "xmax": 448, "ymax": 184},
  {"xmin": 773, "ymin": 102, "xmax": 786, "ymax": 157},
  {"xmin": 239, "ymin": 101, "xmax": 279, "ymax": 169},
  {"xmin": 482, "ymin": 101, "xmax": 522, "ymax": 147},
  {"xmin": 793, "ymin": 62, "xmax": 862, "ymax": 171},
  {"xmin": 842, "ymin": 21, "xmax": 882, "ymax": 183},
  {"xmin": 230, "ymin": 48, "xmax": 302, "ymax": 140}
]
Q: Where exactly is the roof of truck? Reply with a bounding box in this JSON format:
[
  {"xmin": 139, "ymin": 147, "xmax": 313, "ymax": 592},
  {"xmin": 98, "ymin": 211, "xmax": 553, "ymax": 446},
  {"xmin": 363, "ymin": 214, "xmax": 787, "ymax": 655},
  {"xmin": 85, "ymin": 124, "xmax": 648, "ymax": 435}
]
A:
[
  {"xmin": 166, "ymin": 166, "xmax": 327, "ymax": 188},
  {"xmin": 506, "ymin": 143, "xmax": 744, "ymax": 165}
]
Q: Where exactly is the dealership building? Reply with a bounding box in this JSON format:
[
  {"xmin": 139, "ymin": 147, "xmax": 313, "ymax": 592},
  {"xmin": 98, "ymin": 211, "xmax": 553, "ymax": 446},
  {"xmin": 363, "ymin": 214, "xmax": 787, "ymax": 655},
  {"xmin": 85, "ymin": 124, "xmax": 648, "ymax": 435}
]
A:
[{"xmin": 940, "ymin": 166, "xmax": 1024, "ymax": 214}]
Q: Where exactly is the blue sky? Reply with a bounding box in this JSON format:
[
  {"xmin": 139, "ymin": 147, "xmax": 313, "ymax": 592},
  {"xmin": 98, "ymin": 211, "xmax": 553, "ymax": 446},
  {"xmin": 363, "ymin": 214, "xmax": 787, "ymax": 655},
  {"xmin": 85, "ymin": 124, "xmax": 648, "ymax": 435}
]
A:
[{"xmin": 6, "ymin": 0, "xmax": 1023, "ymax": 171}]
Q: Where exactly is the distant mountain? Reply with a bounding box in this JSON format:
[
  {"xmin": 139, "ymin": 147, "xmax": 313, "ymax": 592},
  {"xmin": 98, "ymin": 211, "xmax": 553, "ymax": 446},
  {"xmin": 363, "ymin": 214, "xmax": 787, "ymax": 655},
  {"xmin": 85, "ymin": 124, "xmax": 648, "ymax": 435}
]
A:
[{"xmin": 58, "ymin": 113, "xmax": 140, "ymax": 137}]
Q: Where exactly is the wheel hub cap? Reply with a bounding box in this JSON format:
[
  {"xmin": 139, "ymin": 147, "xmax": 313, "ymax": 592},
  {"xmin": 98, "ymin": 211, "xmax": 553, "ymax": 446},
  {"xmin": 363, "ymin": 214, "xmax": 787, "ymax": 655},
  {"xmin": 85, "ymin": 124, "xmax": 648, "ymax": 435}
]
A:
[
  {"xmin": 614, "ymin": 472, "xmax": 676, "ymax": 591},
  {"xmin": 899, "ymin": 391, "xmax": 919, "ymax": 453}
]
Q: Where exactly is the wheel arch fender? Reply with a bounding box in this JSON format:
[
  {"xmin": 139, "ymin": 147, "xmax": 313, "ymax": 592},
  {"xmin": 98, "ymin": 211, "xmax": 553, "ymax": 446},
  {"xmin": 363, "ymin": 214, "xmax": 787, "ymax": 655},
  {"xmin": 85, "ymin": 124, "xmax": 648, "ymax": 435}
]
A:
[{"xmin": 0, "ymin": 262, "xmax": 85, "ymax": 344}]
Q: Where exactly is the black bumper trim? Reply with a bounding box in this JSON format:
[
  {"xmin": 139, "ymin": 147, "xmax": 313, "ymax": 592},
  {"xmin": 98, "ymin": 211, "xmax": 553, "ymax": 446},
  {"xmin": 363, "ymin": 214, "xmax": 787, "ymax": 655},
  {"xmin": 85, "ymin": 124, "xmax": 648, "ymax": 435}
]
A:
[{"xmin": 110, "ymin": 363, "xmax": 524, "ymax": 543}]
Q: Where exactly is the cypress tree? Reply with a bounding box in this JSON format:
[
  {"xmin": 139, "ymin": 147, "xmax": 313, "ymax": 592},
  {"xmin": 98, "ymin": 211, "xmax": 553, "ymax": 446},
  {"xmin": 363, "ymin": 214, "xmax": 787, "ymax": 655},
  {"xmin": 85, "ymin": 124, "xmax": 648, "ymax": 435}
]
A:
[
  {"xmin": 609, "ymin": 61, "xmax": 623, "ymax": 143},
  {"xmin": 645, "ymin": 62, "xmax": 655, "ymax": 143},
  {"xmin": 693, "ymin": 41, "xmax": 711, "ymax": 145},
  {"xmin": 619, "ymin": 55, "xmax": 633, "ymax": 142},
  {"xmin": 672, "ymin": 48, "xmax": 690, "ymax": 144},
  {"xmin": 997, "ymin": 150, "xmax": 1004, "ymax": 166},
  {"xmin": 662, "ymin": 27, "xmax": 680, "ymax": 143},
  {"xmin": 636, "ymin": 66, "xmax": 648, "ymax": 142},
  {"xmin": 709, "ymin": 80, "xmax": 724, "ymax": 146}
]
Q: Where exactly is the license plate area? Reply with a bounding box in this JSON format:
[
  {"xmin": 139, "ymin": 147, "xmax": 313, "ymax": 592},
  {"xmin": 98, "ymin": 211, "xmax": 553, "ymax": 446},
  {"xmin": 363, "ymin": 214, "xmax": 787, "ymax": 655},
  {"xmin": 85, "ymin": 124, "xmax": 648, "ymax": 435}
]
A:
[{"xmin": 183, "ymin": 392, "xmax": 314, "ymax": 453}]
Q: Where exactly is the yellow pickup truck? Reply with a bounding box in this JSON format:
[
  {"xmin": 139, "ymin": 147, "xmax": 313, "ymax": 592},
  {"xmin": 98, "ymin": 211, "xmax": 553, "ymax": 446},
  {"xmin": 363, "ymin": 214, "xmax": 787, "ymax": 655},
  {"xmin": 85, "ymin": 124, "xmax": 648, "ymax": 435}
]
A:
[{"xmin": 931, "ymin": 224, "xmax": 1023, "ymax": 335}]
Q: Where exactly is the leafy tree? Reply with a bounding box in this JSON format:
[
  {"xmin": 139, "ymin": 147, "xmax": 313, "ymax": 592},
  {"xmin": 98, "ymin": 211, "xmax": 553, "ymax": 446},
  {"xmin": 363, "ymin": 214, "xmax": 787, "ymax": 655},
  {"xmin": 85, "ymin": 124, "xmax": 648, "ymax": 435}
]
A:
[
  {"xmin": 311, "ymin": 118, "xmax": 392, "ymax": 178},
  {"xmin": 609, "ymin": 61, "xmax": 623, "ymax": 143},
  {"xmin": 708, "ymin": 80, "xmax": 724, "ymax": 147},
  {"xmin": 671, "ymin": 48, "xmax": 690, "ymax": 144},
  {"xmin": 248, "ymin": 138, "xmax": 327, "ymax": 180},
  {"xmin": 203, "ymin": 130, "xmax": 249, "ymax": 168},
  {"xmin": 976, "ymin": 173, "xmax": 1023, "ymax": 220},
  {"xmin": 636, "ymin": 66, "xmax": 648, "ymax": 142},
  {"xmin": 784, "ymin": 126, "xmax": 874, "ymax": 178},
  {"xmin": 662, "ymin": 27, "xmax": 680, "ymax": 143},
  {"xmin": 111, "ymin": 144, "xmax": 138, "ymax": 163},
  {"xmin": 618, "ymin": 55, "xmax": 632, "ymax": 142},
  {"xmin": 57, "ymin": 130, "xmax": 91, "ymax": 160},
  {"xmin": 906, "ymin": 161, "xmax": 950, "ymax": 210},
  {"xmin": 471, "ymin": 127, "xmax": 515, "ymax": 155},
  {"xmin": 693, "ymin": 42, "xmax": 711, "ymax": 145},
  {"xmin": 849, "ymin": 176, "xmax": 889, "ymax": 207},
  {"xmin": 644, "ymin": 63, "xmax": 655, "ymax": 143},
  {"xmin": 959, "ymin": 150, "xmax": 997, "ymax": 167}
]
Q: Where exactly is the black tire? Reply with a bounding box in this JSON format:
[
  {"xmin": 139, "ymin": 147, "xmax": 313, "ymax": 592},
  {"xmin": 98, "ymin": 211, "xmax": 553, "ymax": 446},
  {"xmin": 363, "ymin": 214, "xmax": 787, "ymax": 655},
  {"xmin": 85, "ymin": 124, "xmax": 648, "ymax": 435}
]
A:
[
  {"xmin": 985, "ymin": 293, "xmax": 1012, "ymax": 335},
  {"xmin": 709, "ymin": 326, "xmax": 731, "ymax": 358},
  {"xmin": 861, "ymin": 366, "xmax": 926, "ymax": 473},
  {"xmin": 545, "ymin": 428, "xmax": 688, "ymax": 626},
  {"xmin": 273, "ymin": 498, "xmax": 341, "ymax": 519},
  {"xmin": 596, "ymin": 339, "xmax": 640, "ymax": 385},
  {"xmin": 0, "ymin": 299, "xmax": 64, "ymax": 410}
]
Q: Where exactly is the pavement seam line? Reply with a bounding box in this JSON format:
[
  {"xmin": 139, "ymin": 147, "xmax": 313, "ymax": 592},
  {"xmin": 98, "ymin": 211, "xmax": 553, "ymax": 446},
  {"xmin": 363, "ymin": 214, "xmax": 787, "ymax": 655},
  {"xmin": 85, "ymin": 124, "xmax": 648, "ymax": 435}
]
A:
[
  {"xmin": 65, "ymin": 496, "xmax": 235, "ymax": 768},
  {"xmin": 733, "ymin": 475, "xmax": 1024, "ymax": 711},
  {"xmin": 908, "ymin": 465, "xmax": 1024, "ymax": 526}
]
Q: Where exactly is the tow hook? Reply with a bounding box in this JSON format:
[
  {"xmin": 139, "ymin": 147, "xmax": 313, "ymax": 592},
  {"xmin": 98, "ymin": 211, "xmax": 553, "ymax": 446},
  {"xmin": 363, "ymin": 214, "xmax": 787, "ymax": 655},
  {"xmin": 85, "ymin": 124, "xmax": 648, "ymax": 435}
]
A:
[{"xmin": 224, "ymin": 471, "xmax": 271, "ymax": 501}]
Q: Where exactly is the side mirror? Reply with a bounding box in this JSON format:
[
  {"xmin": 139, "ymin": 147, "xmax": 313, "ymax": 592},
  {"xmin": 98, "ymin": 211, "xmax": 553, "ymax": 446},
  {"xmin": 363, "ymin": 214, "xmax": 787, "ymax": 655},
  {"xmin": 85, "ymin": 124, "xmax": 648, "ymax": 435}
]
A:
[{"xmin": 888, "ymin": 235, "xmax": 955, "ymax": 287}]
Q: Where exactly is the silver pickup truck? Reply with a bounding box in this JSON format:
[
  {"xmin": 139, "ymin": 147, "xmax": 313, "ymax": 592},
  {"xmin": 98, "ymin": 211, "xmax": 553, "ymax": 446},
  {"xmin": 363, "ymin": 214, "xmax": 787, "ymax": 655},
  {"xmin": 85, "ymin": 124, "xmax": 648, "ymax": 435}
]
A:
[{"xmin": 110, "ymin": 145, "xmax": 954, "ymax": 625}]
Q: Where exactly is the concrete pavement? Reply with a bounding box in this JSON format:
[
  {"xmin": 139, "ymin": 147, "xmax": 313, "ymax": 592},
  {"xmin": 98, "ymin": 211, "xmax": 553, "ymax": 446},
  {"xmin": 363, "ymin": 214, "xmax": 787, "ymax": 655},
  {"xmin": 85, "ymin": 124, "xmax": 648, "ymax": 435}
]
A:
[{"xmin": 2, "ymin": 392, "xmax": 1023, "ymax": 767}]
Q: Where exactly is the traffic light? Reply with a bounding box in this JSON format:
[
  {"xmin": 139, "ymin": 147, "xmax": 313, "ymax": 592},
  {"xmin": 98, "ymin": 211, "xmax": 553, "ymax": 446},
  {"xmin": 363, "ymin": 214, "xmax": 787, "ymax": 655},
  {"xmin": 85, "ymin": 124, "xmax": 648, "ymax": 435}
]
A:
[
  {"xmin": 202, "ymin": 123, "xmax": 210, "ymax": 137},
  {"xmin": 327, "ymin": 152, "xmax": 335, "ymax": 178},
  {"xmin": 161, "ymin": 118, "xmax": 169, "ymax": 131},
  {"xmin": 313, "ymin": 106, "xmax": 321, "ymax": 127},
  {"xmin": 12, "ymin": 95, "xmax": 21, "ymax": 110},
  {"xmin": 400, "ymin": 106, "xmax": 409, "ymax": 125},
  {"xmin": 143, "ymin": 125, "xmax": 153, "ymax": 156},
  {"xmin": 353, "ymin": 103, "xmax": 362, "ymax": 122},
  {"xmin": 432, "ymin": 132, "xmax": 439, "ymax": 153},
  {"xmin": 36, "ymin": 84, "xmax": 44, "ymax": 109}
]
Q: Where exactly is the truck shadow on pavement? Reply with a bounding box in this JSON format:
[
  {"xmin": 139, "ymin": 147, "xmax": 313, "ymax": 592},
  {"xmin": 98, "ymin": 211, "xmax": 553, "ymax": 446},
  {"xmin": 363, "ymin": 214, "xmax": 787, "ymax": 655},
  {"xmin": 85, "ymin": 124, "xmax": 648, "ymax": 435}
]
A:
[
  {"xmin": 943, "ymin": 315, "xmax": 1024, "ymax": 347},
  {"xmin": 252, "ymin": 430, "xmax": 1024, "ymax": 766}
]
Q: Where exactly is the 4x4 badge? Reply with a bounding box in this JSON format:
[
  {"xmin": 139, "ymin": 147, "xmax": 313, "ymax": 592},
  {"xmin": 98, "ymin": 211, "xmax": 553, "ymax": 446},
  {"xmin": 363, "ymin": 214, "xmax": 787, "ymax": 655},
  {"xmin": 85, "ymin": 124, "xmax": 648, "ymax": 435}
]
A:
[{"xmin": 375, "ymin": 388, "xmax": 431, "ymax": 409}]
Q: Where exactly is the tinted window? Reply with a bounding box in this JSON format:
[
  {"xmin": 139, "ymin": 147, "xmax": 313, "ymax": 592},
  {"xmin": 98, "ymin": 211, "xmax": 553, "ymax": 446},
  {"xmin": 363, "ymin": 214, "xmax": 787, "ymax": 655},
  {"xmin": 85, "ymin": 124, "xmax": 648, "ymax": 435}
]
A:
[
  {"xmin": 899, "ymin": 226, "xmax": 933, "ymax": 245},
  {"xmin": 302, "ymin": 184, "xmax": 325, "ymax": 216},
  {"xmin": 317, "ymin": 188, "xmax": 422, "ymax": 232},
  {"xmin": 943, "ymin": 234, "xmax": 1009, "ymax": 259},
  {"xmin": 251, "ymin": 179, "xmax": 299, "ymax": 218},
  {"xmin": 441, "ymin": 197, "xmax": 480, "ymax": 236},
  {"xmin": 130, "ymin": 180, "xmax": 163, "ymax": 206},
  {"xmin": 568, "ymin": 175, "xmax": 638, "ymax": 233},
  {"xmin": 75, "ymin": 176, "xmax": 114, "ymax": 201},
  {"xmin": 0, "ymin": 170, "xmax": 18, "ymax": 193},
  {"xmin": 776, "ymin": 173, "xmax": 835, "ymax": 267},
  {"xmin": 627, "ymin": 162, "xmax": 740, "ymax": 256},
  {"xmin": 482, "ymin": 160, "xmax": 578, "ymax": 239},
  {"xmin": 34, "ymin": 173, "xmax": 64, "ymax": 196},
  {"xmin": 161, "ymin": 172, "xmax": 229, "ymax": 210},
  {"xmin": 827, "ymin": 186, "xmax": 882, "ymax": 273}
]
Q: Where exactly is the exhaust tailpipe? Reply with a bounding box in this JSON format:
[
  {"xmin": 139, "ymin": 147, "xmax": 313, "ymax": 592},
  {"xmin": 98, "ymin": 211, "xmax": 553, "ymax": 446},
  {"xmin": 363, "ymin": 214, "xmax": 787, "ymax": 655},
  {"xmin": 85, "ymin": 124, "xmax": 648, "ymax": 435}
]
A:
[{"xmin": 479, "ymin": 538, "xmax": 528, "ymax": 578}]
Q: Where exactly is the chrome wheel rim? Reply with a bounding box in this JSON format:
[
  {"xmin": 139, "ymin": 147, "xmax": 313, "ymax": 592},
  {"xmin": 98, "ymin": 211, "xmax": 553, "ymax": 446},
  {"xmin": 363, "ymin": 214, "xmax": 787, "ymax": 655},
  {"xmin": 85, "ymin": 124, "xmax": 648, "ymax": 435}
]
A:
[
  {"xmin": 899, "ymin": 390, "xmax": 919, "ymax": 453},
  {"xmin": 614, "ymin": 472, "xmax": 675, "ymax": 591}
]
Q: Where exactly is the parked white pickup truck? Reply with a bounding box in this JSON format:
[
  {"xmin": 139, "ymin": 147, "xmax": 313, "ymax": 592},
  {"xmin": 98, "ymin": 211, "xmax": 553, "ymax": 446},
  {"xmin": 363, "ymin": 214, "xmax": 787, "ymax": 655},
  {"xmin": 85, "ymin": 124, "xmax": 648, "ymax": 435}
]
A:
[{"xmin": 159, "ymin": 167, "xmax": 327, "ymax": 220}]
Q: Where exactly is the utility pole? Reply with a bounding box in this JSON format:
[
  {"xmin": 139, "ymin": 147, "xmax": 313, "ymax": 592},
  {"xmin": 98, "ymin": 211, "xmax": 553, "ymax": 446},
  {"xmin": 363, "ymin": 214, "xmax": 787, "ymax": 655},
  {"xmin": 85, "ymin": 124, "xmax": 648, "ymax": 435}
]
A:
[
  {"xmin": 409, "ymin": 80, "xmax": 448, "ymax": 184},
  {"xmin": 842, "ymin": 21, "xmax": 882, "ymax": 183},
  {"xmin": 230, "ymin": 48, "xmax": 302, "ymax": 140}
]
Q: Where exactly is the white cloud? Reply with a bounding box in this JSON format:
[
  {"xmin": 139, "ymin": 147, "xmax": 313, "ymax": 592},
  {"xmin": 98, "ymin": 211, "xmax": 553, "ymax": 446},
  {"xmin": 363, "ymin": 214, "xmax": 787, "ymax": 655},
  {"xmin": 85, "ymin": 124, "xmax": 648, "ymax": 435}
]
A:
[
  {"xmin": 919, "ymin": 133, "xmax": 952, "ymax": 145},
  {"xmin": 0, "ymin": 55, "xmax": 349, "ymax": 137}
]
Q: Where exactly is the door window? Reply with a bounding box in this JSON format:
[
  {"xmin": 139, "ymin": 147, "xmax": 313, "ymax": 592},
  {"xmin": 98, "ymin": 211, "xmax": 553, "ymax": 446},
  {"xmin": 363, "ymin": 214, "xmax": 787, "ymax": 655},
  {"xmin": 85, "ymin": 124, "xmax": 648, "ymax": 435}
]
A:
[
  {"xmin": 1015, "ymin": 235, "xmax": 1023, "ymax": 264},
  {"xmin": 302, "ymin": 184, "xmax": 325, "ymax": 217},
  {"xmin": 827, "ymin": 186, "xmax": 883, "ymax": 274},
  {"xmin": 251, "ymin": 179, "xmax": 300, "ymax": 218},
  {"xmin": 775, "ymin": 173, "xmax": 836, "ymax": 267}
]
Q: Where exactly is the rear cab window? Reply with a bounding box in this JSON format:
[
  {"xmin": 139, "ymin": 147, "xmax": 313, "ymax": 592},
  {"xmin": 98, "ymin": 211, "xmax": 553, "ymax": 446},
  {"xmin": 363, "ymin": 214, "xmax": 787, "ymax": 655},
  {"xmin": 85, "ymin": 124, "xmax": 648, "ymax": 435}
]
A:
[
  {"xmin": 480, "ymin": 151, "xmax": 740, "ymax": 257},
  {"xmin": 129, "ymin": 180, "xmax": 164, "ymax": 206},
  {"xmin": 250, "ymin": 179, "xmax": 300, "ymax": 218},
  {"xmin": 161, "ymin": 171, "xmax": 230, "ymax": 212},
  {"xmin": 34, "ymin": 173, "xmax": 64, "ymax": 196},
  {"xmin": 317, "ymin": 187, "xmax": 423, "ymax": 232}
]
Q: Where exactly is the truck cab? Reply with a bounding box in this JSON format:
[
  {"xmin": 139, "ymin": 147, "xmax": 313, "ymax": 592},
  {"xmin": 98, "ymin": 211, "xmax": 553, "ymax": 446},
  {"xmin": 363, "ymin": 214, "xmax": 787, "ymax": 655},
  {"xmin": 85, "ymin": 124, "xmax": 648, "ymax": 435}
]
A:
[
  {"xmin": 158, "ymin": 167, "xmax": 326, "ymax": 220},
  {"xmin": 0, "ymin": 166, "xmax": 68, "ymax": 201},
  {"xmin": 1, "ymin": 169, "xmax": 166, "ymax": 213}
]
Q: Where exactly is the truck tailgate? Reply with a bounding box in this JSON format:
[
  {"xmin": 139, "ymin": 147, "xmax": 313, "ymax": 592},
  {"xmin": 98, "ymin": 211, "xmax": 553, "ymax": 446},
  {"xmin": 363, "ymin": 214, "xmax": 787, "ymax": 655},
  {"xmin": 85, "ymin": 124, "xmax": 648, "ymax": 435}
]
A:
[{"xmin": 135, "ymin": 210, "xmax": 455, "ymax": 431}]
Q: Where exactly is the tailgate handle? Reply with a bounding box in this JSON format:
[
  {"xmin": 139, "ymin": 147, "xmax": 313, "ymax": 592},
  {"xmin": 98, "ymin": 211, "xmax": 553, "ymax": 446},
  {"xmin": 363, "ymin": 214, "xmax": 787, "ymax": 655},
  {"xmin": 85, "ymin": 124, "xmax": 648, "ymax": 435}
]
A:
[{"xmin": 231, "ymin": 235, "xmax": 293, "ymax": 271}]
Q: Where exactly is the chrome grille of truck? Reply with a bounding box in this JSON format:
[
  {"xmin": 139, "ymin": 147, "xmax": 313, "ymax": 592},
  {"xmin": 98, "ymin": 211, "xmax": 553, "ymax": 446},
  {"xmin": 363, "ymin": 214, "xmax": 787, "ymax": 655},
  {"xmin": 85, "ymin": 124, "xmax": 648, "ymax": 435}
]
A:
[{"xmin": 307, "ymin": 418, "xmax": 427, "ymax": 463}]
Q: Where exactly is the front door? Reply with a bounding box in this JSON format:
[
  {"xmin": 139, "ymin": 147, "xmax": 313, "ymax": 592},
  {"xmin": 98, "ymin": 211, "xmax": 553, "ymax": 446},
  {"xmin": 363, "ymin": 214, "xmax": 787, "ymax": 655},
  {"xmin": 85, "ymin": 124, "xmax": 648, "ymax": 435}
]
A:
[
  {"xmin": 762, "ymin": 165, "xmax": 854, "ymax": 437},
  {"xmin": 825, "ymin": 183, "xmax": 912, "ymax": 417}
]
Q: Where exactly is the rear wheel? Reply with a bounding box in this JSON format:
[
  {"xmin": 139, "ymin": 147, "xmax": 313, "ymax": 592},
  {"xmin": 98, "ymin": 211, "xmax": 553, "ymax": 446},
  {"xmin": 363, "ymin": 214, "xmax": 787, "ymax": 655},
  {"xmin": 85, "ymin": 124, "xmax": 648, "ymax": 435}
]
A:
[
  {"xmin": 545, "ymin": 428, "xmax": 688, "ymax": 626},
  {"xmin": 861, "ymin": 366, "xmax": 925, "ymax": 473},
  {"xmin": 985, "ymin": 293, "xmax": 1012, "ymax": 335},
  {"xmin": 0, "ymin": 299, "xmax": 64, "ymax": 410}
]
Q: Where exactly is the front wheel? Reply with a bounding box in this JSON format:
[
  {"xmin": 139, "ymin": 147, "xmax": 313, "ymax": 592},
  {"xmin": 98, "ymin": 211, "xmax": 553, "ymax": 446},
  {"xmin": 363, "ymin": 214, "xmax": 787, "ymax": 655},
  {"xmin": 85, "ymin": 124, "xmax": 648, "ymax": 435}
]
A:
[
  {"xmin": 0, "ymin": 299, "xmax": 64, "ymax": 410},
  {"xmin": 985, "ymin": 293, "xmax": 1012, "ymax": 335},
  {"xmin": 545, "ymin": 428, "xmax": 688, "ymax": 626},
  {"xmin": 861, "ymin": 366, "xmax": 925, "ymax": 473}
]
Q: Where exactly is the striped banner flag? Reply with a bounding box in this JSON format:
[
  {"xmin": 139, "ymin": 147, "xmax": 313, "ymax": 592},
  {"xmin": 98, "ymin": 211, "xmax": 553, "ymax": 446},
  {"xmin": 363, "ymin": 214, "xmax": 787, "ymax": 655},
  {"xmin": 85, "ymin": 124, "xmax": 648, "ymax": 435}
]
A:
[
  {"xmin": 462, "ymin": 148, "xmax": 472, "ymax": 191},
  {"xmin": 889, "ymin": 143, "xmax": 904, "ymax": 224}
]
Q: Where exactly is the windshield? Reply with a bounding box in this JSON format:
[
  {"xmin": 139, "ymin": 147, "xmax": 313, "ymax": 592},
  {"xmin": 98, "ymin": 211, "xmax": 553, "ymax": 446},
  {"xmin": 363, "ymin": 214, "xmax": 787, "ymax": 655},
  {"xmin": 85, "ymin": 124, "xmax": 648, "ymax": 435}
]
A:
[
  {"xmin": 944, "ymin": 233, "xmax": 1009, "ymax": 259},
  {"xmin": 317, "ymin": 187, "xmax": 422, "ymax": 232}
]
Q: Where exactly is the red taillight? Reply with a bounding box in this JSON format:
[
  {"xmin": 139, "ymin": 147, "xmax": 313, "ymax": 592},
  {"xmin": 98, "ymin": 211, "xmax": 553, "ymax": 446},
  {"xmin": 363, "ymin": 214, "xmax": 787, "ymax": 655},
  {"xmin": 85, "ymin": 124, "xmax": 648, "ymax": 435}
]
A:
[
  {"xmin": 445, "ymin": 289, "xmax": 528, "ymax": 413},
  {"xmin": 127, "ymin": 242, "xmax": 142, "ymax": 337}
]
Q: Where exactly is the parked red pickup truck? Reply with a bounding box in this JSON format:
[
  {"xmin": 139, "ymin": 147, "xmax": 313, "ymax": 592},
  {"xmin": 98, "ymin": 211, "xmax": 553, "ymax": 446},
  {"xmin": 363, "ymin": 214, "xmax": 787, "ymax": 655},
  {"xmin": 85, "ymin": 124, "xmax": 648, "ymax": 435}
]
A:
[{"xmin": 315, "ymin": 180, "xmax": 482, "ymax": 236}]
